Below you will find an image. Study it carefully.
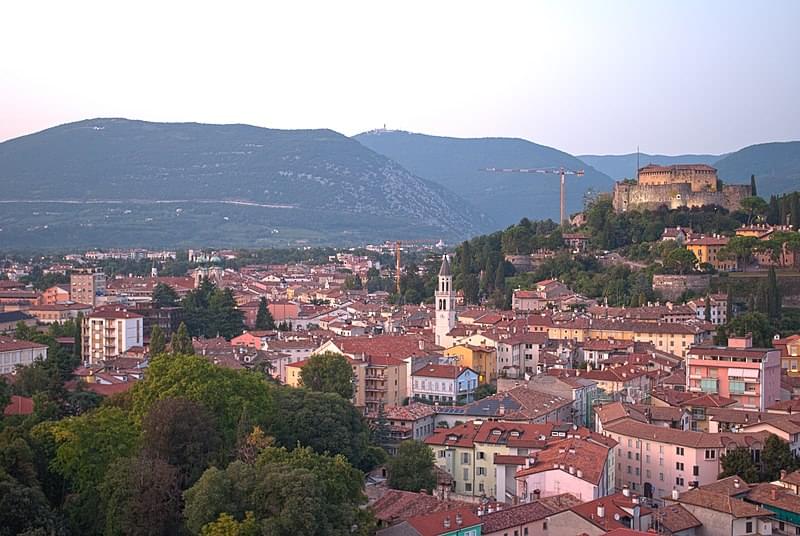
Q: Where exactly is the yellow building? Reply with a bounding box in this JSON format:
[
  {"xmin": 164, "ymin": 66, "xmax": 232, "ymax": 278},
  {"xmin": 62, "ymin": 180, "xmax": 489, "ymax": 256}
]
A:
[
  {"xmin": 546, "ymin": 319, "xmax": 713, "ymax": 358},
  {"xmin": 775, "ymin": 335, "xmax": 800, "ymax": 376},
  {"xmin": 685, "ymin": 236, "xmax": 738, "ymax": 271},
  {"xmin": 444, "ymin": 344, "xmax": 497, "ymax": 383}
]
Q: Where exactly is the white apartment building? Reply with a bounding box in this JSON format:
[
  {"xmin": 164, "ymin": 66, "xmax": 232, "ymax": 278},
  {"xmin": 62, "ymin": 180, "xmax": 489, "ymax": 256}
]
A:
[
  {"xmin": 82, "ymin": 308, "xmax": 143, "ymax": 364},
  {"xmin": 0, "ymin": 337, "xmax": 48, "ymax": 374}
]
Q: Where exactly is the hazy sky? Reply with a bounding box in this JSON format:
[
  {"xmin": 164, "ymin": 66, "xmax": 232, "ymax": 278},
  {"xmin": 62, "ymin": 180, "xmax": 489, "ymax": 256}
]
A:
[{"xmin": 2, "ymin": 0, "xmax": 799, "ymax": 154}]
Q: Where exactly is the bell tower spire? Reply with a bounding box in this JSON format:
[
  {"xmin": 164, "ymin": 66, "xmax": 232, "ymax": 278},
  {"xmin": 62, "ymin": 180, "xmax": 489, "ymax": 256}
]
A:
[{"xmin": 435, "ymin": 255, "xmax": 456, "ymax": 347}]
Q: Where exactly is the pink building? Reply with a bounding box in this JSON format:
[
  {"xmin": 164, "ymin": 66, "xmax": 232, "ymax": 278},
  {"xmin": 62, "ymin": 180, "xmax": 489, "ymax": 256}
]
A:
[{"xmin": 686, "ymin": 335, "xmax": 781, "ymax": 411}]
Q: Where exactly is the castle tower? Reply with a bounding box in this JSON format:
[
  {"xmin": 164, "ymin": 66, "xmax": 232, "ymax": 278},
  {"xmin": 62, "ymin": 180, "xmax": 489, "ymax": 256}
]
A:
[{"xmin": 435, "ymin": 255, "xmax": 456, "ymax": 348}]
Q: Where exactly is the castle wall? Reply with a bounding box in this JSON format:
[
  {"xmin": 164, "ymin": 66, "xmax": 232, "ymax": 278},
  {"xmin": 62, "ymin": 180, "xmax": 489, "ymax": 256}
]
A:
[
  {"xmin": 652, "ymin": 274, "xmax": 711, "ymax": 301},
  {"xmin": 613, "ymin": 182, "xmax": 751, "ymax": 213}
]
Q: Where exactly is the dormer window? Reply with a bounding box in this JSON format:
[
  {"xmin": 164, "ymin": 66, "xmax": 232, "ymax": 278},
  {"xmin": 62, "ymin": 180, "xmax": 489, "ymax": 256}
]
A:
[
  {"xmin": 492, "ymin": 429, "xmax": 502, "ymax": 436},
  {"xmin": 510, "ymin": 431, "xmax": 521, "ymax": 438}
]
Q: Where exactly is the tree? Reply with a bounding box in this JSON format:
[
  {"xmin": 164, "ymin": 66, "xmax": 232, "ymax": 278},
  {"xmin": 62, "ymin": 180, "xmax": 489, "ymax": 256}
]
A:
[
  {"xmin": 750, "ymin": 174, "xmax": 758, "ymax": 197},
  {"xmin": 184, "ymin": 446, "xmax": 373, "ymax": 536},
  {"xmin": 269, "ymin": 387, "xmax": 385, "ymax": 472},
  {"xmin": 387, "ymin": 440, "xmax": 436, "ymax": 493},
  {"xmin": 152, "ymin": 283, "xmax": 179, "ymax": 308},
  {"xmin": 704, "ymin": 294, "xmax": 712, "ymax": 322},
  {"xmin": 718, "ymin": 236, "xmax": 758, "ymax": 271},
  {"xmin": 663, "ymin": 248, "xmax": 698, "ymax": 275},
  {"xmin": 474, "ymin": 383, "xmax": 497, "ymax": 401},
  {"xmin": 149, "ymin": 325, "xmax": 167, "ymax": 356},
  {"xmin": 254, "ymin": 297, "xmax": 276, "ymax": 331},
  {"xmin": 343, "ymin": 275, "xmax": 363, "ymax": 291},
  {"xmin": 73, "ymin": 312, "xmax": 83, "ymax": 360},
  {"xmin": 46, "ymin": 407, "xmax": 139, "ymax": 495},
  {"xmin": 131, "ymin": 354, "xmax": 274, "ymax": 451},
  {"xmin": 740, "ymin": 196, "xmax": 768, "ymax": 225},
  {"xmin": 182, "ymin": 279, "xmax": 244, "ymax": 339},
  {"xmin": 299, "ymin": 352, "xmax": 354, "ymax": 400},
  {"xmin": 0, "ymin": 377, "xmax": 10, "ymax": 413},
  {"xmin": 201, "ymin": 512, "xmax": 259, "ymax": 536},
  {"xmin": 719, "ymin": 446, "xmax": 758, "ymax": 482},
  {"xmin": 761, "ymin": 434, "xmax": 797, "ymax": 482},
  {"xmin": 716, "ymin": 312, "xmax": 775, "ymax": 348},
  {"xmin": 371, "ymin": 402, "xmax": 391, "ymax": 447},
  {"xmin": 170, "ymin": 322, "xmax": 194, "ymax": 355},
  {"xmin": 142, "ymin": 397, "xmax": 222, "ymax": 489},
  {"xmin": 0, "ymin": 472, "xmax": 65, "ymax": 536},
  {"xmin": 100, "ymin": 456, "xmax": 181, "ymax": 536}
]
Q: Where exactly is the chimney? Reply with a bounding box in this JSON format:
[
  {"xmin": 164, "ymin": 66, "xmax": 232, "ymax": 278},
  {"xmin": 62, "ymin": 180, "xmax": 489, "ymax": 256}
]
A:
[
  {"xmin": 577, "ymin": 469, "xmax": 584, "ymax": 479},
  {"xmin": 597, "ymin": 504, "xmax": 605, "ymax": 518},
  {"xmin": 781, "ymin": 470, "xmax": 788, "ymax": 481},
  {"xmin": 569, "ymin": 465, "xmax": 576, "ymax": 475},
  {"xmin": 443, "ymin": 516, "xmax": 451, "ymax": 529},
  {"xmin": 734, "ymin": 479, "xmax": 740, "ymax": 489},
  {"xmin": 533, "ymin": 489, "xmax": 541, "ymax": 500},
  {"xmin": 455, "ymin": 513, "xmax": 463, "ymax": 526},
  {"xmin": 672, "ymin": 489, "xmax": 680, "ymax": 500},
  {"xmin": 623, "ymin": 486, "xmax": 630, "ymax": 497},
  {"xmin": 772, "ymin": 488, "xmax": 778, "ymax": 501}
]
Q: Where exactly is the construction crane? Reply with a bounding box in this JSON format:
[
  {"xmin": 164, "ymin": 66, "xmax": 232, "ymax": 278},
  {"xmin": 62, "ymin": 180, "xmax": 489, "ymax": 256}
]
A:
[{"xmin": 481, "ymin": 166, "xmax": 585, "ymax": 227}]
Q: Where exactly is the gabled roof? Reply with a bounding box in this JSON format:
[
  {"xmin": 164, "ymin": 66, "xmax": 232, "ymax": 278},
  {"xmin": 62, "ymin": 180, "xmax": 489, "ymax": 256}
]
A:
[{"xmin": 673, "ymin": 488, "xmax": 770, "ymax": 518}]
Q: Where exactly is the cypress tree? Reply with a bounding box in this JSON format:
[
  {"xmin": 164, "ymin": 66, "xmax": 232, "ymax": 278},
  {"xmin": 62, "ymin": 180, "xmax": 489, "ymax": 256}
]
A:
[
  {"xmin": 750, "ymin": 174, "xmax": 757, "ymax": 197},
  {"xmin": 704, "ymin": 295, "xmax": 712, "ymax": 322},
  {"xmin": 767, "ymin": 266, "xmax": 781, "ymax": 320},
  {"xmin": 255, "ymin": 297, "xmax": 276, "ymax": 330},
  {"xmin": 170, "ymin": 322, "xmax": 194, "ymax": 355},
  {"xmin": 149, "ymin": 325, "xmax": 166, "ymax": 356},
  {"xmin": 74, "ymin": 312, "xmax": 83, "ymax": 360}
]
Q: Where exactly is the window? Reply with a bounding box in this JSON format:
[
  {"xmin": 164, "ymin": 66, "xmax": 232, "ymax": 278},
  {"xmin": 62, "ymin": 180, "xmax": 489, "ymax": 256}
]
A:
[
  {"xmin": 477, "ymin": 451, "xmax": 485, "ymax": 460},
  {"xmin": 628, "ymin": 451, "xmax": 632, "ymax": 459},
  {"xmin": 659, "ymin": 446, "xmax": 664, "ymax": 454},
  {"xmin": 635, "ymin": 467, "xmax": 640, "ymax": 476},
  {"xmin": 795, "ymin": 527, "xmax": 799, "ymax": 536},
  {"xmin": 646, "ymin": 469, "xmax": 651, "ymax": 478},
  {"xmin": 746, "ymin": 522, "xmax": 753, "ymax": 534},
  {"xmin": 541, "ymin": 522, "xmax": 546, "ymax": 531},
  {"xmin": 477, "ymin": 467, "xmax": 486, "ymax": 476},
  {"xmin": 646, "ymin": 442, "xmax": 651, "ymax": 451},
  {"xmin": 676, "ymin": 477, "xmax": 684, "ymax": 486},
  {"xmin": 693, "ymin": 466, "xmax": 699, "ymax": 476},
  {"xmin": 646, "ymin": 455, "xmax": 651, "ymax": 464},
  {"xmin": 479, "ymin": 483, "xmax": 485, "ymax": 492},
  {"xmin": 635, "ymin": 453, "xmax": 640, "ymax": 461},
  {"xmin": 465, "ymin": 483, "xmax": 472, "ymax": 492},
  {"xmin": 676, "ymin": 447, "xmax": 684, "ymax": 456},
  {"xmin": 705, "ymin": 449, "xmax": 716, "ymax": 460},
  {"xmin": 628, "ymin": 439, "xmax": 633, "ymax": 447},
  {"xmin": 676, "ymin": 462, "xmax": 684, "ymax": 471},
  {"xmin": 627, "ymin": 465, "xmax": 632, "ymax": 474},
  {"xmin": 462, "ymin": 453, "xmax": 470, "ymax": 465},
  {"xmin": 438, "ymin": 450, "xmax": 446, "ymax": 458},
  {"xmin": 463, "ymin": 468, "xmax": 469, "ymax": 480},
  {"xmin": 659, "ymin": 472, "xmax": 664, "ymax": 481}
]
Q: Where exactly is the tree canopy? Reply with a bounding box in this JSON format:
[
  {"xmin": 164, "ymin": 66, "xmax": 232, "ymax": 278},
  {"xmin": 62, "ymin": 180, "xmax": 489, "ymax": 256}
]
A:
[
  {"xmin": 298, "ymin": 352, "xmax": 354, "ymax": 400},
  {"xmin": 387, "ymin": 440, "xmax": 436, "ymax": 493}
]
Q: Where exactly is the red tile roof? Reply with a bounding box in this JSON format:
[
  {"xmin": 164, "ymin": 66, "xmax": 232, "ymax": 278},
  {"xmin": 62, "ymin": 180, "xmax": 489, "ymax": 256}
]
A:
[
  {"xmin": 3, "ymin": 395, "xmax": 34, "ymax": 416},
  {"xmin": 406, "ymin": 507, "xmax": 481, "ymax": 536}
]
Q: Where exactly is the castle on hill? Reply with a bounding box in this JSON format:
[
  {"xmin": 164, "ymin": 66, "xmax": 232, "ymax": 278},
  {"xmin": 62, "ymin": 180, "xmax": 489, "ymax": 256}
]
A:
[{"xmin": 612, "ymin": 163, "xmax": 751, "ymax": 213}]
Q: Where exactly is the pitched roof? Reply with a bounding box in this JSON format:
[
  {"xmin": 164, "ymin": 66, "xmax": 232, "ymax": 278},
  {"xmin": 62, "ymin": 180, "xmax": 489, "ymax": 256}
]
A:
[
  {"xmin": 480, "ymin": 493, "xmax": 582, "ymax": 533},
  {"xmin": 406, "ymin": 507, "xmax": 481, "ymax": 536},
  {"xmin": 515, "ymin": 436, "xmax": 613, "ymax": 485},
  {"xmin": 674, "ymin": 488, "xmax": 771, "ymax": 518},
  {"xmin": 746, "ymin": 483, "xmax": 800, "ymax": 515},
  {"xmin": 654, "ymin": 503, "xmax": 702, "ymax": 533},
  {"xmin": 438, "ymin": 256, "xmax": 451, "ymax": 277},
  {"xmin": 698, "ymin": 475, "xmax": 750, "ymax": 496},
  {"xmin": 412, "ymin": 364, "xmax": 473, "ymax": 379},
  {"xmin": 370, "ymin": 490, "xmax": 470, "ymax": 524},
  {"xmin": 3, "ymin": 395, "xmax": 34, "ymax": 416}
]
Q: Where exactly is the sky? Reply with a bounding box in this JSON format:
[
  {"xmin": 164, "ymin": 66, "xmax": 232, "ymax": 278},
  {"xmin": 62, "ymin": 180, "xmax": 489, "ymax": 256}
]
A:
[{"xmin": 2, "ymin": 0, "xmax": 799, "ymax": 155}]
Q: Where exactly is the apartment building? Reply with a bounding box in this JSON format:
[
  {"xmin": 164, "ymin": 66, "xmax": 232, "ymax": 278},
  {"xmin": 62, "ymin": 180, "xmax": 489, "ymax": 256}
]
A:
[
  {"xmin": 426, "ymin": 421, "xmax": 597, "ymax": 498},
  {"xmin": 546, "ymin": 318, "xmax": 714, "ymax": 358},
  {"xmin": 70, "ymin": 269, "xmax": 106, "ymax": 307},
  {"xmin": 27, "ymin": 303, "xmax": 92, "ymax": 324},
  {"xmin": 445, "ymin": 344, "xmax": 497, "ymax": 383},
  {"xmin": 602, "ymin": 417, "xmax": 770, "ymax": 498},
  {"xmin": 773, "ymin": 335, "xmax": 800, "ymax": 376},
  {"xmin": 412, "ymin": 364, "xmax": 479, "ymax": 404},
  {"xmin": 81, "ymin": 308, "xmax": 143, "ymax": 364},
  {"xmin": 0, "ymin": 336, "xmax": 48, "ymax": 374},
  {"xmin": 685, "ymin": 235, "xmax": 738, "ymax": 272},
  {"xmin": 686, "ymin": 336, "xmax": 781, "ymax": 411}
]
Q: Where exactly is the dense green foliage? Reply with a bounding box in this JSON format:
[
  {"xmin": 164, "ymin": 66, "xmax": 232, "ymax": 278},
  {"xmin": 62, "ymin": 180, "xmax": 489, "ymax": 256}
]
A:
[
  {"xmin": 152, "ymin": 282, "xmax": 179, "ymax": 308},
  {"xmin": 0, "ymin": 352, "xmax": 386, "ymax": 535},
  {"xmin": 298, "ymin": 352, "xmax": 355, "ymax": 400},
  {"xmin": 386, "ymin": 440, "xmax": 436, "ymax": 492},
  {"xmin": 254, "ymin": 297, "xmax": 276, "ymax": 331},
  {"xmin": 182, "ymin": 279, "xmax": 245, "ymax": 340},
  {"xmin": 715, "ymin": 312, "xmax": 776, "ymax": 348}
]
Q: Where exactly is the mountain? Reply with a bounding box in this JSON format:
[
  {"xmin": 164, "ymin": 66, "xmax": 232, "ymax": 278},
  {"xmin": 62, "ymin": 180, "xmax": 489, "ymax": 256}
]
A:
[
  {"xmin": 578, "ymin": 153, "xmax": 721, "ymax": 180},
  {"xmin": 713, "ymin": 141, "xmax": 800, "ymax": 197},
  {"xmin": 0, "ymin": 119, "xmax": 491, "ymax": 249},
  {"xmin": 354, "ymin": 130, "xmax": 613, "ymax": 228}
]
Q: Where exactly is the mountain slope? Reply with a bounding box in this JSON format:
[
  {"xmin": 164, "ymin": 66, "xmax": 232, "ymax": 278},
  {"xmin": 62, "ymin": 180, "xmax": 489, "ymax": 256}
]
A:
[
  {"xmin": 0, "ymin": 119, "xmax": 490, "ymax": 249},
  {"xmin": 713, "ymin": 141, "xmax": 800, "ymax": 197},
  {"xmin": 354, "ymin": 130, "xmax": 613, "ymax": 227},
  {"xmin": 578, "ymin": 153, "xmax": 721, "ymax": 180}
]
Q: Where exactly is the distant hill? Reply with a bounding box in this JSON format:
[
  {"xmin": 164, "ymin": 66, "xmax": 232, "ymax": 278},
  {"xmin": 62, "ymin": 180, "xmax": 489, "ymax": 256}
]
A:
[
  {"xmin": 0, "ymin": 119, "xmax": 491, "ymax": 249},
  {"xmin": 713, "ymin": 141, "xmax": 800, "ymax": 197},
  {"xmin": 578, "ymin": 153, "xmax": 721, "ymax": 180},
  {"xmin": 354, "ymin": 130, "xmax": 613, "ymax": 228}
]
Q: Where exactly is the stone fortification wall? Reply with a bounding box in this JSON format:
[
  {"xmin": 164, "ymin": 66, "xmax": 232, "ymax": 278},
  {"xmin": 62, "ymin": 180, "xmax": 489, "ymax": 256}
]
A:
[
  {"xmin": 613, "ymin": 182, "xmax": 751, "ymax": 213},
  {"xmin": 652, "ymin": 274, "xmax": 711, "ymax": 301}
]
